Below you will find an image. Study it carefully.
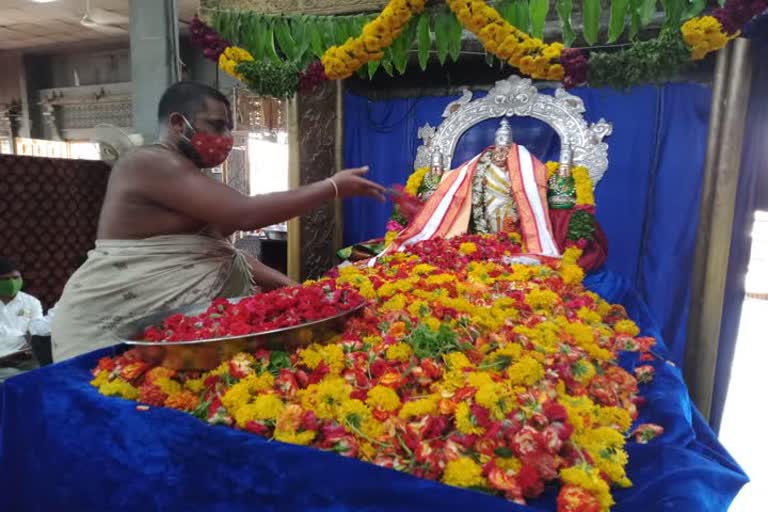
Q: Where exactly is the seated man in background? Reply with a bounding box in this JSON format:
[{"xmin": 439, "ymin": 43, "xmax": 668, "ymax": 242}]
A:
[{"xmin": 0, "ymin": 257, "xmax": 43, "ymax": 380}]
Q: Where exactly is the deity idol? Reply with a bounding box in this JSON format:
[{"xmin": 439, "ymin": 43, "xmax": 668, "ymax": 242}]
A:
[{"xmin": 384, "ymin": 119, "xmax": 608, "ymax": 271}]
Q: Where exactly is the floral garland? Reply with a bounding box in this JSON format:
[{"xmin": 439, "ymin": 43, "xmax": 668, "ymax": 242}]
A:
[
  {"xmin": 320, "ymin": 0, "xmax": 426, "ymax": 80},
  {"xmin": 563, "ymin": 0, "xmax": 768, "ymax": 88},
  {"xmin": 446, "ymin": 0, "xmax": 564, "ymax": 81},
  {"xmin": 91, "ymin": 232, "xmax": 664, "ymax": 511},
  {"xmin": 191, "ymin": 16, "xmax": 327, "ymax": 98}
]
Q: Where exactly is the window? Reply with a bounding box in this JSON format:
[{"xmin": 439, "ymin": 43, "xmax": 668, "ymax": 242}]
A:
[{"xmin": 248, "ymin": 131, "xmax": 289, "ymax": 196}]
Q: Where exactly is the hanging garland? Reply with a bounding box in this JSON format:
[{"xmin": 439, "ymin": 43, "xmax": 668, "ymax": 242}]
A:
[
  {"xmin": 446, "ymin": 0, "xmax": 564, "ymax": 80},
  {"xmin": 321, "ymin": 0, "xmax": 426, "ymax": 80},
  {"xmin": 198, "ymin": 0, "xmax": 768, "ymax": 95},
  {"xmin": 190, "ymin": 16, "xmax": 327, "ymax": 98},
  {"xmin": 563, "ymin": 0, "xmax": 768, "ymax": 88}
]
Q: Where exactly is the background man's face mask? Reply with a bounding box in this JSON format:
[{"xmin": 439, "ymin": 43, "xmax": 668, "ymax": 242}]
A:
[
  {"xmin": 0, "ymin": 277, "xmax": 23, "ymax": 298},
  {"xmin": 178, "ymin": 116, "xmax": 233, "ymax": 168}
]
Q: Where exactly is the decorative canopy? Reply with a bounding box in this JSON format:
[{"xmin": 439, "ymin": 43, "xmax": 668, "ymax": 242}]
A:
[
  {"xmin": 413, "ymin": 75, "xmax": 613, "ymax": 185},
  {"xmin": 201, "ymin": 0, "xmax": 386, "ymax": 15}
]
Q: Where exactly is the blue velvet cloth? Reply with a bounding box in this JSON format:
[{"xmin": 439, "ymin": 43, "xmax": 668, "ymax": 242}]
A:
[
  {"xmin": 0, "ymin": 270, "xmax": 746, "ymax": 512},
  {"xmin": 343, "ymin": 84, "xmax": 712, "ymax": 368}
]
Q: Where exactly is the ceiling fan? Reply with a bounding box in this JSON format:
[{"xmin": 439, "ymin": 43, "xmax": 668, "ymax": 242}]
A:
[{"xmin": 80, "ymin": 0, "xmax": 130, "ymax": 35}]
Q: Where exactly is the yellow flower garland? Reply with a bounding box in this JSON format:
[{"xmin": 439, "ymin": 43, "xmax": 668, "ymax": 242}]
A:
[
  {"xmin": 446, "ymin": 0, "xmax": 564, "ymax": 81},
  {"xmin": 218, "ymin": 46, "xmax": 254, "ymax": 81},
  {"xmin": 321, "ymin": 0, "xmax": 426, "ymax": 80},
  {"xmin": 681, "ymin": 16, "xmax": 733, "ymax": 61}
]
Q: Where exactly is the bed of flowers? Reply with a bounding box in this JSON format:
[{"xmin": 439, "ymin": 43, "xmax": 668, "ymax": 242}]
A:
[{"xmin": 91, "ymin": 233, "xmax": 663, "ymax": 511}]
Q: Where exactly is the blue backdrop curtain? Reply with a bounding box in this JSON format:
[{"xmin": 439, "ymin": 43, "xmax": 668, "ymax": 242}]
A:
[
  {"xmin": 343, "ymin": 83, "xmax": 712, "ymax": 368},
  {"xmin": 711, "ymin": 19, "xmax": 768, "ymax": 433}
]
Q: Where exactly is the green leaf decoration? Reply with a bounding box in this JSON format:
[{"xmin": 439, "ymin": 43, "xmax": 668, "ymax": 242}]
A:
[
  {"xmin": 660, "ymin": 0, "xmax": 685, "ymax": 29},
  {"xmin": 320, "ymin": 17, "xmax": 337, "ymax": 48},
  {"xmin": 640, "ymin": 0, "xmax": 657, "ymax": 26},
  {"xmin": 608, "ymin": 0, "xmax": 630, "ymax": 43},
  {"xmin": 368, "ymin": 59, "xmax": 382, "ymax": 79},
  {"xmin": 683, "ymin": 0, "xmax": 707, "ymax": 19},
  {"xmin": 514, "ymin": 0, "xmax": 531, "ymax": 33},
  {"xmin": 264, "ymin": 20, "xmax": 281, "ymax": 63},
  {"xmin": 392, "ymin": 18, "xmax": 417, "ymax": 75},
  {"xmin": 308, "ymin": 20, "xmax": 325, "ymax": 58},
  {"xmin": 417, "ymin": 13, "xmax": 431, "ymax": 71},
  {"xmin": 434, "ymin": 10, "xmax": 451, "ymax": 65},
  {"xmin": 589, "ymin": 29, "xmax": 692, "ymax": 89},
  {"xmin": 529, "ymin": 0, "xmax": 549, "ymax": 39},
  {"xmin": 628, "ymin": 0, "xmax": 643, "ymax": 38},
  {"xmin": 447, "ymin": 11, "xmax": 463, "ymax": 62},
  {"xmin": 291, "ymin": 16, "xmax": 312, "ymax": 65},
  {"xmin": 381, "ymin": 47, "xmax": 395, "ymax": 76},
  {"xmin": 274, "ymin": 18, "xmax": 297, "ymax": 61},
  {"xmin": 499, "ymin": 0, "xmax": 516, "ymax": 24},
  {"xmin": 582, "ymin": 0, "xmax": 601, "ymax": 45},
  {"xmin": 555, "ymin": 0, "xmax": 576, "ymax": 47}
]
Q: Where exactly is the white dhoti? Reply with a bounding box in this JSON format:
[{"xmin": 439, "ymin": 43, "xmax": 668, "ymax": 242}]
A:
[{"xmin": 51, "ymin": 235, "xmax": 253, "ymax": 362}]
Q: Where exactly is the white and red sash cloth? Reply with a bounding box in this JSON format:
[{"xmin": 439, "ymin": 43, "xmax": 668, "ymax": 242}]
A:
[{"xmin": 377, "ymin": 144, "xmax": 559, "ymax": 262}]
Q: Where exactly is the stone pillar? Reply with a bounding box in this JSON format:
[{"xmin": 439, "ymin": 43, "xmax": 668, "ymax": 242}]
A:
[
  {"xmin": 129, "ymin": 0, "xmax": 180, "ymax": 141},
  {"xmin": 287, "ymin": 82, "xmax": 344, "ymax": 282}
]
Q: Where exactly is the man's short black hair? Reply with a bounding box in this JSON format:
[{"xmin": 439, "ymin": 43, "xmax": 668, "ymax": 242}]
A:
[
  {"xmin": 0, "ymin": 257, "xmax": 19, "ymax": 275},
  {"xmin": 157, "ymin": 81, "xmax": 230, "ymax": 123}
]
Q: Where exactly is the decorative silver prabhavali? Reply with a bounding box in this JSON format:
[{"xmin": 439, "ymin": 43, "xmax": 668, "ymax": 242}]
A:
[{"xmin": 413, "ymin": 75, "xmax": 613, "ymax": 187}]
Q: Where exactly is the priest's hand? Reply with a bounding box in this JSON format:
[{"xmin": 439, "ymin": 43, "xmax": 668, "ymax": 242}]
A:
[{"xmin": 331, "ymin": 167, "xmax": 385, "ymax": 202}]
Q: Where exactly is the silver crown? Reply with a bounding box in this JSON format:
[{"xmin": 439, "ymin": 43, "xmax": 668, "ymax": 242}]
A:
[{"xmin": 494, "ymin": 119, "xmax": 513, "ymax": 146}]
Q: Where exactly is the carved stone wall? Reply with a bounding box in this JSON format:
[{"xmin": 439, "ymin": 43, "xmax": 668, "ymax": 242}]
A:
[{"xmin": 293, "ymin": 81, "xmax": 341, "ymax": 281}]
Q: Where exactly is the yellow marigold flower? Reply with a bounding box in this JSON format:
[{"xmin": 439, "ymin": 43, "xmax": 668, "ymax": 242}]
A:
[
  {"xmin": 595, "ymin": 406, "xmax": 633, "ymax": 432},
  {"xmin": 444, "ymin": 351, "xmax": 472, "ymax": 370},
  {"xmin": 475, "ymin": 381, "xmax": 509, "ymax": 419},
  {"xmin": 425, "ymin": 273, "xmax": 456, "ymax": 286},
  {"xmin": 495, "ymin": 456, "xmax": 522, "ymax": 472},
  {"xmin": 507, "ymin": 355, "xmax": 544, "ymax": 387},
  {"xmin": 562, "ymin": 263, "xmax": 585, "ymax": 285},
  {"xmin": 466, "ymin": 371, "xmax": 494, "ymax": 388},
  {"xmin": 384, "ymin": 230, "xmax": 398, "ymax": 246},
  {"xmin": 221, "ymin": 380, "xmax": 252, "ymax": 416},
  {"xmin": 399, "ymin": 397, "xmax": 438, "ymax": 419},
  {"xmin": 339, "ymin": 398, "xmax": 372, "ymax": 427},
  {"xmin": 153, "ymin": 377, "xmax": 181, "ymax": 396},
  {"xmin": 425, "ymin": 317, "xmax": 441, "ymax": 331},
  {"xmin": 405, "ymin": 167, "xmax": 429, "ymax": 195},
  {"xmin": 184, "ymin": 378, "xmax": 204, "ymax": 394},
  {"xmin": 381, "ymin": 294, "xmax": 408, "ymax": 312},
  {"xmin": 98, "ymin": 378, "xmax": 138, "ymax": 400},
  {"xmin": 407, "ymin": 300, "xmax": 430, "ymax": 318},
  {"xmin": 572, "ymin": 360, "xmax": 597, "ymax": 384},
  {"xmin": 614, "ymin": 319, "xmax": 640, "ymax": 337},
  {"xmin": 577, "ymin": 307, "xmax": 602, "ymax": 325},
  {"xmin": 489, "ymin": 342, "xmax": 523, "ymax": 362},
  {"xmin": 359, "ymin": 441, "xmax": 377, "ymax": 461},
  {"xmin": 560, "ymin": 465, "xmax": 614, "ymax": 510},
  {"xmin": 366, "ymin": 385, "xmax": 401, "ymax": 412},
  {"xmin": 321, "ymin": 344, "xmax": 346, "ymax": 375},
  {"xmin": 576, "ymin": 427, "xmax": 632, "ymax": 487},
  {"xmin": 412, "ymin": 263, "xmax": 436, "ymax": 275},
  {"xmin": 274, "ymin": 429, "xmax": 316, "ymax": 446},
  {"xmin": 442, "ymin": 456, "xmax": 486, "ymax": 488},
  {"xmin": 90, "ymin": 370, "xmax": 110, "ymax": 388},
  {"xmin": 459, "ymin": 242, "xmax": 478, "ymax": 255},
  {"xmin": 299, "ymin": 345, "xmax": 324, "ymax": 370},
  {"xmin": 525, "ymin": 287, "xmax": 560, "ymax": 311},
  {"xmin": 299, "ymin": 377, "xmax": 351, "ymax": 419},
  {"xmin": 562, "ymin": 246, "xmax": 583, "ymax": 265},
  {"xmin": 386, "ymin": 342, "xmax": 413, "ymax": 362},
  {"xmin": 234, "ymin": 393, "xmax": 285, "ymax": 427},
  {"xmin": 455, "ymin": 401, "xmax": 484, "ymax": 434}
]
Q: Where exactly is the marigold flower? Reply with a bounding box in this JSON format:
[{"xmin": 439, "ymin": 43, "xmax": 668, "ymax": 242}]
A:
[{"xmin": 442, "ymin": 456, "xmax": 486, "ymax": 488}]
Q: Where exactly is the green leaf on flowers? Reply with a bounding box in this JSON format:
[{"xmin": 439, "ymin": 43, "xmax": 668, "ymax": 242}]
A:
[
  {"xmin": 608, "ymin": 0, "xmax": 630, "ymax": 43},
  {"xmin": 583, "ymin": 0, "xmax": 601, "ymax": 45},
  {"xmin": 529, "ymin": 0, "xmax": 550, "ymax": 39},
  {"xmin": 417, "ymin": 12, "xmax": 431, "ymax": 71},
  {"xmin": 556, "ymin": 0, "xmax": 576, "ymax": 47}
]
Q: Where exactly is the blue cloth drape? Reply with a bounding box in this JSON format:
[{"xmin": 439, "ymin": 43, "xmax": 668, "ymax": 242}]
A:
[
  {"xmin": 343, "ymin": 84, "xmax": 712, "ymax": 367},
  {"xmin": 0, "ymin": 270, "xmax": 747, "ymax": 511},
  {"xmin": 710, "ymin": 24, "xmax": 768, "ymax": 432}
]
